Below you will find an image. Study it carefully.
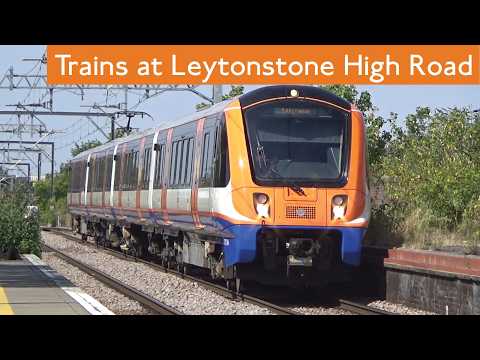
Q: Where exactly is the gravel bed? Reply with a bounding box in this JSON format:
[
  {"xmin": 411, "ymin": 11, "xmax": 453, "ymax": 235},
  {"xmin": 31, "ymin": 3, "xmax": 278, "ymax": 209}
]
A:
[
  {"xmin": 290, "ymin": 306, "xmax": 353, "ymax": 315},
  {"xmin": 367, "ymin": 300, "xmax": 437, "ymax": 315},
  {"xmin": 41, "ymin": 251, "xmax": 154, "ymax": 315},
  {"xmin": 42, "ymin": 232, "xmax": 274, "ymax": 315}
]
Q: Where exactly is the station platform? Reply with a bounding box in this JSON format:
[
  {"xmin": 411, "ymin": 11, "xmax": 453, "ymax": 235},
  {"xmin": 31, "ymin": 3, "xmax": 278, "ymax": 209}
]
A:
[{"xmin": 0, "ymin": 254, "xmax": 113, "ymax": 315}]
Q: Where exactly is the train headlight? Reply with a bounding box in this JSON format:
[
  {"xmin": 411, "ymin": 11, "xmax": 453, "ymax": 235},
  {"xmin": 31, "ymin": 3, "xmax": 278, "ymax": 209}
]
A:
[
  {"xmin": 332, "ymin": 195, "xmax": 347, "ymax": 220},
  {"xmin": 254, "ymin": 193, "xmax": 270, "ymax": 218},
  {"xmin": 254, "ymin": 193, "xmax": 269, "ymax": 205},
  {"xmin": 332, "ymin": 195, "xmax": 345, "ymax": 206}
]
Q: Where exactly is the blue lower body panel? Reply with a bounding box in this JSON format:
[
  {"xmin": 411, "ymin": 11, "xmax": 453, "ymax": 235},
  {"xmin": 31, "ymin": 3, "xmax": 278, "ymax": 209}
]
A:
[{"xmin": 222, "ymin": 224, "xmax": 367, "ymax": 268}]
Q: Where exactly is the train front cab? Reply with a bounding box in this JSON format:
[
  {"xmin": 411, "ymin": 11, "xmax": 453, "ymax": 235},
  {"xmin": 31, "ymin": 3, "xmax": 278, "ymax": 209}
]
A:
[{"xmin": 220, "ymin": 86, "xmax": 370, "ymax": 287}]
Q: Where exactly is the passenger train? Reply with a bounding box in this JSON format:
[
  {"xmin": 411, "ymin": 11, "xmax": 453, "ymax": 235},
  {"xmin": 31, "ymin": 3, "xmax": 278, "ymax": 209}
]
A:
[{"xmin": 67, "ymin": 85, "xmax": 370, "ymax": 289}]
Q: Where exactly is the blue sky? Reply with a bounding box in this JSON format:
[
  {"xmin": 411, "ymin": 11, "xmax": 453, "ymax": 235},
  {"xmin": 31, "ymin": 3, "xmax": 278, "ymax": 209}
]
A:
[{"xmin": 0, "ymin": 45, "xmax": 479, "ymax": 177}]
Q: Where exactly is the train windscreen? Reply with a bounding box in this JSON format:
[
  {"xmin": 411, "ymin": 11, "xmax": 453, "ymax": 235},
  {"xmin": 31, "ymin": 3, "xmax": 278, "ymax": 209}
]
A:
[{"xmin": 243, "ymin": 99, "xmax": 349, "ymax": 186}]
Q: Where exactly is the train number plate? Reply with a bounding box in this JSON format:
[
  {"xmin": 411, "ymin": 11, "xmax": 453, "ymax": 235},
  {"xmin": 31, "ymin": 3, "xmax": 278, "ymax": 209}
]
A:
[{"xmin": 288, "ymin": 255, "xmax": 313, "ymax": 267}]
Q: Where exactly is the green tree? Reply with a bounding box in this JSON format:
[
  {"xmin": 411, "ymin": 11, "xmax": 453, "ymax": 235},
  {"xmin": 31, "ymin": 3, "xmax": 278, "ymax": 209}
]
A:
[
  {"xmin": 196, "ymin": 85, "xmax": 245, "ymax": 111},
  {"xmin": 71, "ymin": 139, "xmax": 102, "ymax": 157},
  {"xmin": 34, "ymin": 164, "xmax": 70, "ymax": 226},
  {"xmin": 321, "ymin": 85, "xmax": 390, "ymax": 174},
  {"xmin": 379, "ymin": 106, "xmax": 480, "ymax": 250},
  {"xmin": 383, "ymin": 107, "xmax": 480, "ymax": 227},
  {"xmin": 114, "ymin": 127, "xmax": 132, "ymax": 139}
]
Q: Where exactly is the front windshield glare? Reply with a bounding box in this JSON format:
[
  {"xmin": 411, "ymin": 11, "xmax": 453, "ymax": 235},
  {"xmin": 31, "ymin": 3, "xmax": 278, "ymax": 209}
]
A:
[{"xmin": 244, "ymin": 99, "xmax": 348, "ymax": 184}]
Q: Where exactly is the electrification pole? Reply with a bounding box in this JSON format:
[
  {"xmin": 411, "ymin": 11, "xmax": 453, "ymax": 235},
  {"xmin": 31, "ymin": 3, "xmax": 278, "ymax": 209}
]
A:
[{"xmin": 213, "ymin": 85, "xmax": 223, "ymax": 104}]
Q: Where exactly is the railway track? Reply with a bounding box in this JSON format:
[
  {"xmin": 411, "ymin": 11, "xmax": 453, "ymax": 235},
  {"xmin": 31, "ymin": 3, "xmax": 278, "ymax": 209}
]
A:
[
  {"xmin": 337, "ymin": 299, "xmax": 396, "ymax": 315},
  {"xmin": 42, "ymin": 227, "xmax": 395, "ymax": 316},
  {"xmin": 41, "ymin": 241, "xmax": 182, "ymax": 315},
  {"xmin": 41, "ymin": 227, "xmax": 299, "ymax": 315}
]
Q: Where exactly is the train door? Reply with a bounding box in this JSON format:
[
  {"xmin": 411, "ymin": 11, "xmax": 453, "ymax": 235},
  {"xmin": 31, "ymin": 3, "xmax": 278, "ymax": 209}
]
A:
[
  {"xmin": 103, "ymin": 148, "xmax": 114, "ymax": 220},
  {"xmin": 210, "ymin": 113, "xmax": 229, "ymax": 231},
  {"xmin": 82, "ymin": 154, "xmax": 92, "ymax": 209},
  {"xmin": 110, "ymin": 144, "xmax": 119, "ymax": 218},
  {"xmin": 196, "ymin": 116, "xmax": 217, "ymax": 228}
]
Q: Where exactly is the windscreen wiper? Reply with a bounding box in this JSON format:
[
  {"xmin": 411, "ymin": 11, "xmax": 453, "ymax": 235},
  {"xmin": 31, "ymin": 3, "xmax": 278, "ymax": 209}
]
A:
[
  {"xmin": 268, "ymin": 164, "xmax": 306, "ymax": 196},
  {"xmin": 255, "ymin": 134, "xmax": 267, "ymax": 168},
  {"xmin": 289, "ymin": 183, "xmax": 306, "ymax": 196}
]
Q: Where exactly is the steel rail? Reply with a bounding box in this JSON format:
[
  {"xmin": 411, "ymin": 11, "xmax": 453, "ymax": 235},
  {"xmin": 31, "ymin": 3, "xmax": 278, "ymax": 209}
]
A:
[
  {"xmin": 41, "ymin": 241, "xmax": 182, "ymax": 315},
  {"xmin": 42, "ymin": 227, "xmax": 300, "ymax": 315},
  {"xmin": 338, "ymin": 299, "xmax": 395, "ymax": 315}
]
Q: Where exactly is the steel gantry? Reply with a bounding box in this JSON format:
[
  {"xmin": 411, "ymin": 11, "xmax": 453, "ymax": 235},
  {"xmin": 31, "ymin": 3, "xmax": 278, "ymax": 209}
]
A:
[{"xmin": 0, "ymin": 140, "xmax": 54, "ymax": 202}]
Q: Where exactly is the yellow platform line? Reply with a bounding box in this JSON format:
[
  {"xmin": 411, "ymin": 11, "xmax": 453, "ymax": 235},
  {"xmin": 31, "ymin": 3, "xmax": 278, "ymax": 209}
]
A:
[{"xmin": 0, "ymin": 287, "xmax": 14, "ymax": 315}]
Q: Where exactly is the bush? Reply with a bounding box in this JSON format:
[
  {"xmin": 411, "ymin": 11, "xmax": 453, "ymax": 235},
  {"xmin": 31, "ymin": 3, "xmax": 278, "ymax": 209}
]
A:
[
  {"xmin": 0, "ymin": 184, "xmax": 41, "ymax": 257},
  {"xmin": 460, "ymin": 197, "xmax": 480, "ymax": 253},
  {"xmin": 377, "ymin": 107, "xmax": 480, "ymax": 251}
]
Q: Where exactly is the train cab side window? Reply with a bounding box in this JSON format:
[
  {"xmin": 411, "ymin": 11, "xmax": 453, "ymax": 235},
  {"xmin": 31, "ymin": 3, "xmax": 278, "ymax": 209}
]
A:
[{"xmin": 213, "ymin": 115, "xmax": 230, "ymax": 187}]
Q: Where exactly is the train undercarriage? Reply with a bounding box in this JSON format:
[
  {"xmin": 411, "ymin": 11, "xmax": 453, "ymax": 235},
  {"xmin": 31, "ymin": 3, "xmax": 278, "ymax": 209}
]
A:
[{"xmin": 72, "ymin": 215, "xmax": 354, "ymax": 290}]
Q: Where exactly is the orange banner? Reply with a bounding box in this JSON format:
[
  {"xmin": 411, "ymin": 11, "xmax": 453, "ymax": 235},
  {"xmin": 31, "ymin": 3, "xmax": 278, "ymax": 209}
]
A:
[{"xmin": 47, "ymin": 45, "xmax": 480, "ymax": 85}]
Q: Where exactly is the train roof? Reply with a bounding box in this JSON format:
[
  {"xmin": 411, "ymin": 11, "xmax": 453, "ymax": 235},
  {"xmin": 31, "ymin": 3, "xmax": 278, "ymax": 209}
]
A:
[
  {"xmin": 70, "ymin": 85, "xmax": 351, "ymax": 161},
  {"xmin": 70, "ymin": 97, "xmax": 235, "ymax": 161}
]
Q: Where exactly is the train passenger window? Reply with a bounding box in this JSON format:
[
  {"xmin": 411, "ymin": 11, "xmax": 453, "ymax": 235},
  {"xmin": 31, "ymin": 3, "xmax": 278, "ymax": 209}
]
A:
[
  {"xmin": 87, "ymin": 159, "xmax": 94, "ymax": 192},
  {"xmin": 115, "ymin": 152, "xmax": 125, "ymax": 191},
  {"xmin": 180, "ymin": 138, "xmax": 191, "ymax": 185},
  {"xmin": 80, "ymin": 161, "xmax": 87, "ymax": 192},
  {"xmin": 96, "ymin": 157, "xmax": 101, "ymax": 191},
  {"xmin": 201, "ymin": 132, "xmax": 210, "ymax": 179},
  {"xmin": 74, "ymin": 162, "xmax": 79, "ymax": 192},
  {"xmin": 169, "ymin": 141, "xmax": 178, "ymax": 186},
  {"xmin": 153, "ymin": 144, "xmax": 165, "ymax": 189},
  {"xmin": 94, "ymin": 158, "xmax": 98, "ymax": 192},
  {"xmin": 104, "ymin": 154, "xmax": 113, "ymax": 192},
  {"xmin": 185, "ymin": 138, "xmax": 194, "ymax": 185},
  {"xmin": 133, "ymin": 151, "xmax": 139, "ymax": 190},
  {"xmin": 94, "ymin": 157, "xmax": 103, "ymax": 192},
  {"xmin": 114, "ymin": 154, "xmax": 120, "ymax": 191},
  {"xmin": 128, "ymin": 152, "xmax": 133, "ymax": 190},
  {"xmin": 176, "ymin": 140, "xmax": 185, "ymax": 186},
  {"xmin": 69, "ymin": 163, "xmax": 74, "ymax": 192},
  {"xmin": 129, "ymin": 152, "xmax": 134, "ymax": 190},
  {"xmin": 142, "ymin": 147, "xmax": 151, "ymax": 190},
  {"xmin": 128, "ymin": 151, "xmax": 135, "ymax": 190},
  {"xmin": 123, "ymin": 152, "xmax": 129, "ymax": 191}
]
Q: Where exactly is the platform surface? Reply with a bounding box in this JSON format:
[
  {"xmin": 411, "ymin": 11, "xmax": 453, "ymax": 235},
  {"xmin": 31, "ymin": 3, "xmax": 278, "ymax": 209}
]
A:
[{"xmin": 0, "ymin": 256, "xmax": 112, "ymax": 315}]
